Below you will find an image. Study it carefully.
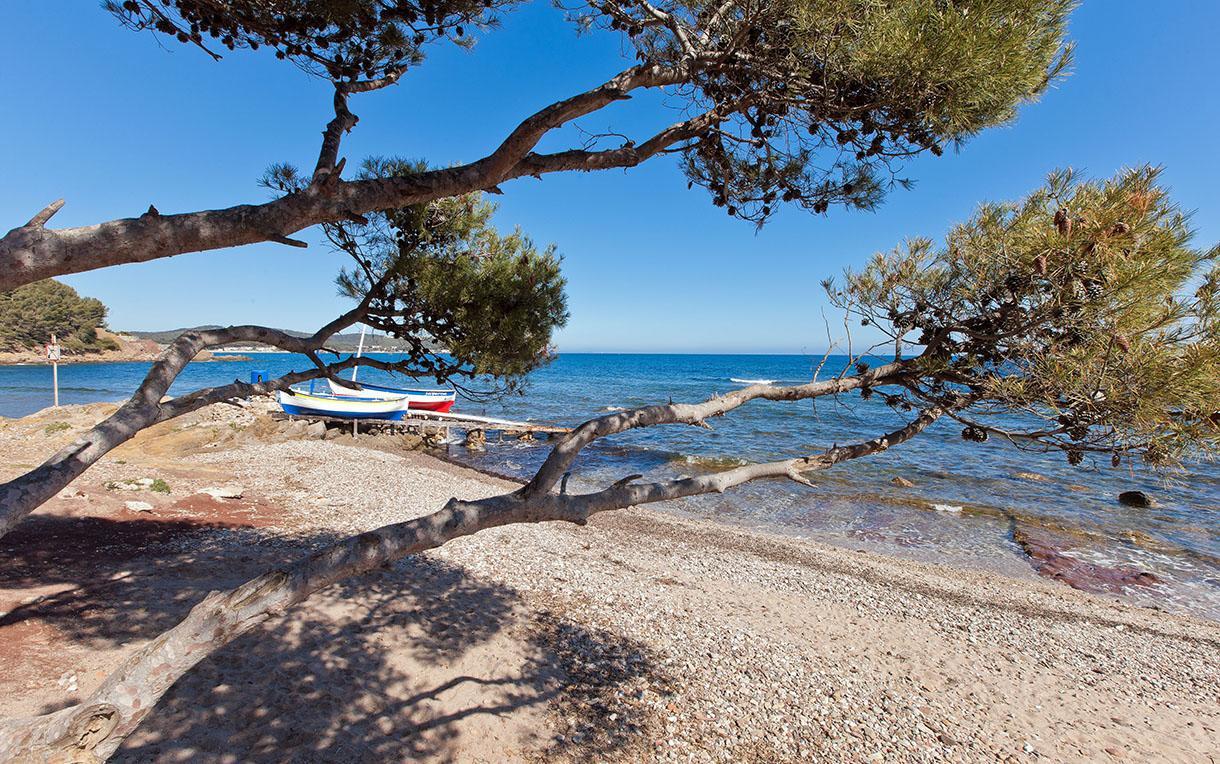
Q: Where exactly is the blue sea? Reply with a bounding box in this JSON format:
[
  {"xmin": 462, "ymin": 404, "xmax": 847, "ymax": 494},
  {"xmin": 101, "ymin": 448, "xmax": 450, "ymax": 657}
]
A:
[{"xmin": 2, "ymin": 352, "xmax": 1218, "ymax": 619}]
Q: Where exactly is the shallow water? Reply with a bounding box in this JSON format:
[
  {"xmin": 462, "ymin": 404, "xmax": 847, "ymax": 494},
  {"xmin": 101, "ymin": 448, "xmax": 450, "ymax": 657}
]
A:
[{"xmin": 3, "ymin": 352, "xmax": 1217, "ymax": 619}]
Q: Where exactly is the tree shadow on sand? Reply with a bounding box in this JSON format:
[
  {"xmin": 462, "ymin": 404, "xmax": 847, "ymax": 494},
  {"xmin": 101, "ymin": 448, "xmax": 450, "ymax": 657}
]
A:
[{"xmin": 0, "ymin": 516, "xmax": 670, "ymax": 762}]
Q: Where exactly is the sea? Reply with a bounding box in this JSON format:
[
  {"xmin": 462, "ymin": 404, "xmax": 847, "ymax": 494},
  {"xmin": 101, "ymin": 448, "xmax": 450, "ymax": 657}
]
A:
[{"xmin": 2, "ymin": 352, "xmax": 1218, "ymax": 620}]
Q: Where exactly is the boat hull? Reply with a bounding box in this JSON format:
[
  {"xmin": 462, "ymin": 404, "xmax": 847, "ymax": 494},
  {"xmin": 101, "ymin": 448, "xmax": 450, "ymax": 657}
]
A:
[
  {"xmin": 327, "ymin": 379, "xmax": 456, "ymax": 413},
  {"xmin": 277, "ymin": 390, "xmax": 409, "ymax": 420}
]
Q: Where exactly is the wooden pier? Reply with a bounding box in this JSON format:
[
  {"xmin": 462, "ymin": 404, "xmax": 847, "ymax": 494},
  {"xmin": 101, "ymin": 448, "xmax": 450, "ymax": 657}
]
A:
[{"xmin": 270, "ymin": 408, "xmax": 569, "ymax": 447}]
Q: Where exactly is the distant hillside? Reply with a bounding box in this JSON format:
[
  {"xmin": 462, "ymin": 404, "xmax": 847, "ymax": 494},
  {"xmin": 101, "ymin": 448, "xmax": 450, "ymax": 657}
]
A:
[
  {"xmin": 0, "ymin": 279, "xmax": 119, "ymax": 354},
  {"xmin": 124, "ymin": 326, "xmax": 428, "ymax": 353}
]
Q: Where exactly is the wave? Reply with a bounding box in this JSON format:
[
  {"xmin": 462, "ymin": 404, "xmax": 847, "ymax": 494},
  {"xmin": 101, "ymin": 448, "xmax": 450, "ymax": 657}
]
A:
[{"xmin": 729, "ymin": 377, "xmax": 776, "ymax": 385}]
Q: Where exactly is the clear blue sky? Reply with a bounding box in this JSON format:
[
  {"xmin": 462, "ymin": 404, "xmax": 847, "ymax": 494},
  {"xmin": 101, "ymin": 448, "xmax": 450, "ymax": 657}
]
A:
[{"xmin": 1, "ymin": 2, "xmax": 1218, "ymax": 353}]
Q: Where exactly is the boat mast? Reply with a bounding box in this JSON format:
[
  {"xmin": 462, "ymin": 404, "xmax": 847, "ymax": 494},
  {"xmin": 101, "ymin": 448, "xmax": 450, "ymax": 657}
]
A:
[{"xmin": 351, "ymin": 324, "xmax": 367, "ymax": 382}]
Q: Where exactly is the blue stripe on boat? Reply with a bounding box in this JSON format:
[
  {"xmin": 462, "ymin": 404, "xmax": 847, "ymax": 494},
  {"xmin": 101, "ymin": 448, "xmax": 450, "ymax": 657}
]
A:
[{"xmin": 279, "ymin": 402, "xmax": 408, "ymax": 421}]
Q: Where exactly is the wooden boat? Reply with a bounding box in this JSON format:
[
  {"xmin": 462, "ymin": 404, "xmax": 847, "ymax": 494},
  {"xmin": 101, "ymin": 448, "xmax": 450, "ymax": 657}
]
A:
[
  {"xmin": 277, "ymin": 388, "xmax": 410, "ymax": 420},
  {"xmin": 326, "ymin": 379, "xmax": 457, "ymax": 413}
]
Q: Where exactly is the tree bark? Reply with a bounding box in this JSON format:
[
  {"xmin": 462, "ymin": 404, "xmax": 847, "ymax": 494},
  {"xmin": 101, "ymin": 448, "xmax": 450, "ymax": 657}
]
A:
[{"xmin": 0, "ymin": 384, "xmax": 939, "ymax": 761}]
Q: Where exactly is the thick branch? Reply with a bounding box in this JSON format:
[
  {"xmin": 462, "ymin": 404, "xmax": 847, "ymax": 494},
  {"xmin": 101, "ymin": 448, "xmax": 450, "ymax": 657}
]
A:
[
  {"xmin": 0, "ymin": 64, "xmax": 688, "ymax": 292},
  {"xmin": 0, "ymin": 401, "xmax": 939, "ymax": 761},
  {"xmin": 0, "ymin": 305, "xmax": 370, "ymax": 539},
  {"xmin": 313, "ymin": 69, "xmax": 406, "ymax": 184}
]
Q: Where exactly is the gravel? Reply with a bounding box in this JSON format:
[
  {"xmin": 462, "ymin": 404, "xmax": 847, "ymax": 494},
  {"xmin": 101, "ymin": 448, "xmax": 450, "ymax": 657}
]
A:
[{"xmin": 186, "ymin": 435, "xmax": 1220, "ymax": 762}]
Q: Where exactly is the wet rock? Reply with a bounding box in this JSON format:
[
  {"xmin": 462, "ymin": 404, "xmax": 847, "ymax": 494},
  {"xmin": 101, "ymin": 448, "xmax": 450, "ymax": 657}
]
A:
[
  {"xmin": 124, "ymin": 500, "xmax": 154, "ymax": 512},
  {"xmin": 1118, "ymin": 490, "xmax": 1155, "ymax": 508},
  {"xmin": 464, "ymin": 428, "xmax": 487, "ymax": 451},
  {"xmin": 1012, "ymin": 525, "xmax": 1160, "ymax": 594},
  {"xmin": 891, "ymin": 476, "xmax": 916, "ymax": 488}
]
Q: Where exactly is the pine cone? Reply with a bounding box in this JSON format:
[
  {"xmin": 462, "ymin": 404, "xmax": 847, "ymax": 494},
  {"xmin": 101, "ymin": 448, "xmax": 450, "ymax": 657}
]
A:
[{"xmin": 1054, "ymin": 208, "xmax": 1072, "ymax": 237}]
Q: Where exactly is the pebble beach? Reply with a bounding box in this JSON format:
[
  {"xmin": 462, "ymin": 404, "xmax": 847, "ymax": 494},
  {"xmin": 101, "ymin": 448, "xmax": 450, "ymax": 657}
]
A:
[{"xmin": 0, "ymin": 401, "xmax": 1217, "ymax": 762}]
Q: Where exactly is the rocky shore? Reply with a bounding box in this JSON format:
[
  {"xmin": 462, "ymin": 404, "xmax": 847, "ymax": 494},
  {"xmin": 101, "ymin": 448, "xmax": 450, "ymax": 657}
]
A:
[{"xmin": 0, "ymin": 402, "xmax": 1217, "ymax": 762}]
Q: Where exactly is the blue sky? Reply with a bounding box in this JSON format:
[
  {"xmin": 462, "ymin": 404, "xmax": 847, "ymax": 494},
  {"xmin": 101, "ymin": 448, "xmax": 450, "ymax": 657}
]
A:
[{"xmin": 1, "ymin": 2, "xmax": 1218, "ymax": 353}]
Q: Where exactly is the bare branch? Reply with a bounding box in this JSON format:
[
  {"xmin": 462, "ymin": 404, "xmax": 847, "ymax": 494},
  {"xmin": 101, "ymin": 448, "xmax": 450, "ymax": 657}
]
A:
[
  {"xmin": 0, "ymin": 64, "xmax": 689, "ymax": 292},
  {"xmin": 0, "ymin": 298, "xmax": 376, "ymax": 539},
  {"xmin": 25, "ymin": 199, "xmax": 65, "ymax": 228},
  {"xmin": 522, "ymin": 357, "xmax": 916, "ymax": 497}
]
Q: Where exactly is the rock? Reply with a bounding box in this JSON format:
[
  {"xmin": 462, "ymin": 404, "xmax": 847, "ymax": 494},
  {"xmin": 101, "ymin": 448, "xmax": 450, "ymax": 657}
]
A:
[
  {"xmin": 306, "ymin": 421, "xmax": 327, "ymax": 439},
  {"xmin": 464, "ymin": 428, "xmax": 487, "ymax": 451},
  {"xmin": 323, "ymin": 426, "xmax": 344, "ymax": 440},
  {"xmin": 135, "ymin": 477, "xmax": 155, "ymax": 487},
  {"xmin": 1118, "ymin": 490, "xmax": 1155, "ymax": 508},
  {"xmin": 107, "ymin": 480, "xmax": 143, "ymax": 491},
  {"xmin": 125, "ymin": 500, "xmax": 154, "ymax": 512},
  {"xmin": 197, "ymin": 485, "xmax": 244, "ymax": 500},
  {"xmin": 1013, "ymin": 524, "xmax": 1160, "ymax": 593},
  {"xmin": 890, "ymin": 476, "xmax": 916, "ymax": 488},
  {"xmin": 1013, "ymin": 471, "xmax": 1048, "ymax": 482}
]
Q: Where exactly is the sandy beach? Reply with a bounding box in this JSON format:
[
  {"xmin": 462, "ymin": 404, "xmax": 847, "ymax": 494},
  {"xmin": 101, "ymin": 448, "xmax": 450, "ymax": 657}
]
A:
[{"xmin": 0, "ymin": 401, "xmax": 1217, "ymax": 762}]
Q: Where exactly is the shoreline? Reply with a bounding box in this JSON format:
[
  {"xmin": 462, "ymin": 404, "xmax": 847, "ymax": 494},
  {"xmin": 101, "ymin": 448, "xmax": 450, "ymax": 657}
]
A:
[
  {"xmin": 0, "ymin": 351, "xmax": 252, "ymax": 366},
  {"xmin": 0, "ymin": 402, "xmax": 1217, "ymax": 761}
]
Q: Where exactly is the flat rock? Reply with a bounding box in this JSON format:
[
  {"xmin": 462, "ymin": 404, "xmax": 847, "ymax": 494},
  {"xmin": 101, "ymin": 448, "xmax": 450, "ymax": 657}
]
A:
[
  {"xmin": 1013, "ymin": 524, "xmax": 1159, "ymax": 593},
  {"xmin": 197, "ymin": 485, "xmax": 244, "ymax": 500},
  {"xmin": 890, "ymin": 476, "xmax": 916, "ymax": 488},
  {"xmin": 124, "ymin": 500, "xmax": 154, "ymax": 512}
]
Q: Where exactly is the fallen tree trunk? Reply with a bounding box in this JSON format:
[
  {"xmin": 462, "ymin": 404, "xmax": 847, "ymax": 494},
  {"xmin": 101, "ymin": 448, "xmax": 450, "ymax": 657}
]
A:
[{"xmin": 0, "ymin": 388, "xmax": 939, "ymax": 761}]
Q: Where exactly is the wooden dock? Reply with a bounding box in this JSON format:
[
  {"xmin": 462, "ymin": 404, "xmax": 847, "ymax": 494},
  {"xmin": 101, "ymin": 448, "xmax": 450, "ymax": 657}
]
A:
[{"xmin": 270, "ymin": 408, "xmax": 569, "ymax": 445}]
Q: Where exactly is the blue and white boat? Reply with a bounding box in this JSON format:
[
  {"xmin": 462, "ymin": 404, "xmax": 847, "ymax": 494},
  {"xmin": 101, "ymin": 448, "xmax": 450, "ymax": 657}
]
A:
[
  {"xmin": 321, "ymin": 326, "xmax": 457, "ymax": 412},
  {"xmin": 326, "ymin": 379, "xmax": 456, "ymax": 412},
  {"xmin": 276, "ymin": 387, "xmax": 410, "ymax": 420}
]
